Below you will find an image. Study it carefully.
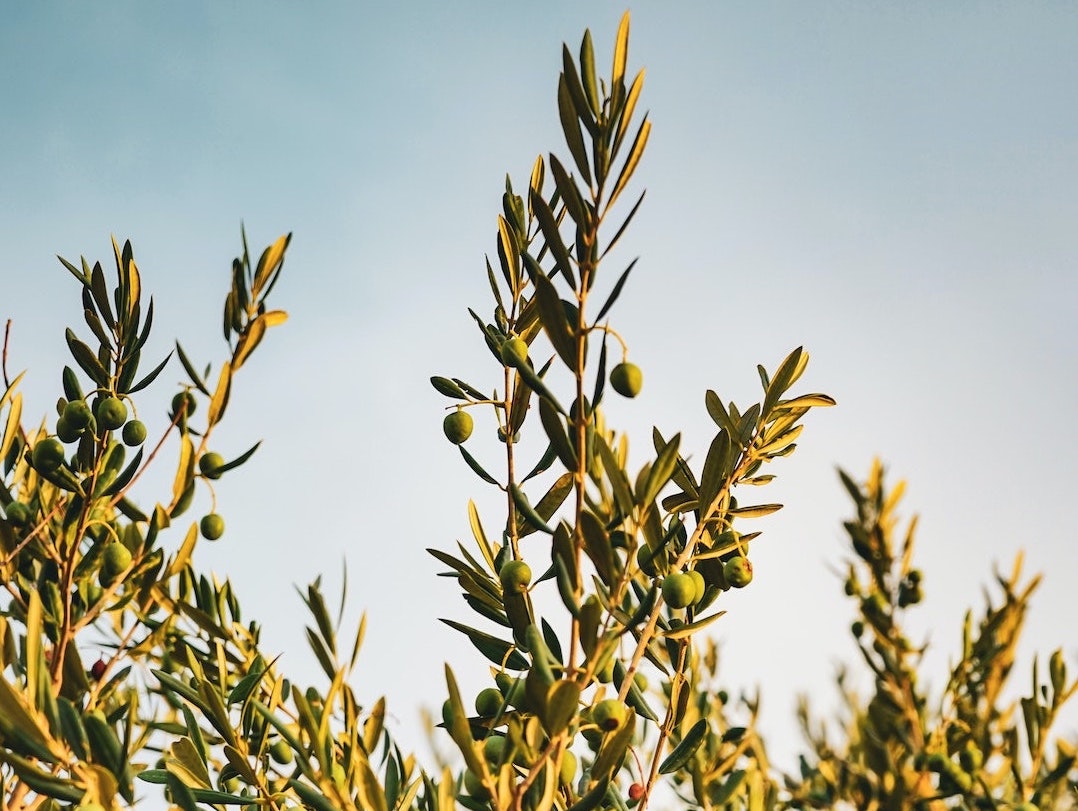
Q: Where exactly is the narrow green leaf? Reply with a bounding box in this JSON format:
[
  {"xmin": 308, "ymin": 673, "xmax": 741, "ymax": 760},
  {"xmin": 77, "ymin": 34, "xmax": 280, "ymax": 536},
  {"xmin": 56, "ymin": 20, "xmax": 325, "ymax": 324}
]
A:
[
  {"xmin": 174, "ymin": 342, "xmax": 210, "ymax": 395},
  {"xmin": 761, "ymin": 346, "xmax": 807, "ymax": 417},
  {"xmin": 521, "ymin": 441, "xmax": 559, "ymax": 482},
  {"xmin": 440, "ymin": 620, "xmax": 528, "ymax": 670},
  {"xmin": 519, "ymin": 472, "xmax": 573, "ymax": 538},
  {"xmin": 529, "ymin": 192, "xmax": 575, "ymax": 285},
  {"xmin": 727, "ymin": 503, "xmax": 782, "ymax": 519},
  {"xmin": 127, "ymin": 351, "xmax": 172, "ymax": 394},
  {"xmin": 65, "ymin": 329, "xmax": 109, "ymax": 388},
  {"xmin": 580, "ymin": 511, "xmax": 614, "ymax": 585},
  {"xmin": 614, "ymin": 69, "xmax": 646, "ymax": 155},
  {"xmin": 663, "ymin": 610, "xmax": 726, "ymax": 639},
  {"xmin": 594, "ymin": 258, "xmax": 637, "ymax": 323},
  {"xmin": 549, "ymin": 154, "xmax": 589, "ymax": 230},
  {"xmin": 90, "ymin": 260, "xmax": 116, "ymax": 329},
  {"xmin": 459, "ymin": 446, "xmax": 500, "ymax": 486},
  {"xmin": 595, "ymin": 434, "xmax": 634, "ymax": 519},
  {"xmin": 226, "ymin": 666, "xmax": 266, "ymax": 707},
  {"xmin": 777, "ymin": 393, "xmax": 836, "ymax": 409},
  {"xmin": 611, "ymin": 12, "xmax": 630, "ymax": 93},
  {"xmin": 0, "ymin": 749, "xmax": 84, "ymax": 802},
  {"xmin": 543, "ymin": 679, "xmax": 581, "ymax": 736},
  {"xmin": 579, "ymin": 30, "xmax": 600, "ymax": 115},
  {"xmin": 102, "ymin": 448, "xmax": 143, "ymax": 498},
  {"xmin": 287, "ymin": 779, "xmax": 341, "ymax": 811},
  {"xmin": 497, "ymin": 215, "xmax": 521, "ymax": 294},
  {"xmin": 566, "ymin": 777, "xmax": 610, "ymax": 811},
  {"xmin": 214, "ymin": 441, "xmax": 261, "ymax": 476},
  {"xmin": 705, "ymin": 390, "xmax": 739, "ymax": 438},
  {"xmin": 443, "ymin": 665, "xmax": 487, "ymax": 778},
  {"xmin": 431, "ymin": 376, "xmax": 468, "ymax": 399},
  {"xmin": 557, "ymin": 75, "xmax": 593, "ymax": 186},
  {"xmin": 642, "ymin": 433, "xmax": 681, "ymax": 509},
  {"xmin": 710, "ymin": 769, "xmax": 746, "ymax": 805},
  {"xmin": 608, "ymin": 117, "xmax": 650, "ymax": 210},
  {"xmin": 510, "ymin": 482, "xmax": 554, "ymax": 535}
]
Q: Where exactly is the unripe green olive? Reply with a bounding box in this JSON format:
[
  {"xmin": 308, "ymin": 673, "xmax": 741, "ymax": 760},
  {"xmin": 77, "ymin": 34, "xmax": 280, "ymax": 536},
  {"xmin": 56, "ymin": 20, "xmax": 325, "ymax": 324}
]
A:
[
  {"xmin": 610, "ymin": 362, "xmax": 643, "ymax": 398},
  {"xmin": 200, "ymin": 513, "xmax": 225, "ymax": 541},
  {"xmin": 662, "ymin": 572, "xmax": 697, "ymax": 609},
  {"xmin": 96, "ymin": 396, "xmax": 128, "ymax": 431},
  {"xmin": 475, "ymin": 687, "xmax": 503, "ymax": 717},
  {"xmin": 501, "ymin": 336, "xmax": 529, "ymax": 367},
  {"xmin": 199, "ymin": 451, "xmax": 226, "ymax": 479},
  {"xmin": 63, "ymin": 399, "xmax": 93, "ymax": 429},
  {"xmin": 443, "ymin": 411, "xmax": 473, "ymax": 444},
  {"xmin": 499, "ymin": 560, "xmax": 532, "ymax": 593},
  {"xmin": 121, "ymin": 419, "xmax": 147, "ymax": 446},
  {"xmin": 32, "ymin": 437, "xmax": 66, "ymax": 472}
]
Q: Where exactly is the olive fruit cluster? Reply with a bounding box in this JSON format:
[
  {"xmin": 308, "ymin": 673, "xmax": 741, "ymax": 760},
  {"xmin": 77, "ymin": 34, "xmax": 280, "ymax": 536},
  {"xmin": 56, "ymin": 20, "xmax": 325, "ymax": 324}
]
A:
[
  {"xmin": 53, "ymin": 396, "xmax": 147, "ymax": 449},
  {"xmin": 661, "ymin": 570, "xmax": 707, "ymax": 609},
  {"xmin": 897, "ymin": 569, "xmax": 923, "ymax": 607}
]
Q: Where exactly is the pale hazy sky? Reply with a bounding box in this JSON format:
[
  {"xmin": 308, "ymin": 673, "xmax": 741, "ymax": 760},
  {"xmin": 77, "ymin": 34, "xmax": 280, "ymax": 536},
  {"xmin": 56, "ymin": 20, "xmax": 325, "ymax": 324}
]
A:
[{"xmin": 2, "ymin": 3, "xmax": 1076, "ymax": 769}]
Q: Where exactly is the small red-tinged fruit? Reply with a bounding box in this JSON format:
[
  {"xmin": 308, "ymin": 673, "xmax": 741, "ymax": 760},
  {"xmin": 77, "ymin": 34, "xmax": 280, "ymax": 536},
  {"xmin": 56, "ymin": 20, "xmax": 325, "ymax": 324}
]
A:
[
  {"xmin": 610, "ymin": 362, "xmax": 643, "ymax": 398},
  {"xmin": 90, "ymin": 659, "xmax": 107, "ymax": 681},
  {"xmin": 591, "ymin": 698, "xmax": 627, "ymax": 731},
  {"xmin": 628, "ymin": 783, "xmax": 646, "ymax": 802},
  {"xmin": 443, "ymin": 410, "xmax": 473, "ymax": 444},
  {"xmin": 723, "ymin": 556, "xmax": 753, "ymax": 588},
  {"xmin": 122, "ymin": 419, "xmax": 147, "ymax": 446},
  {"xmin": 499, "ymin": 560, "xmax": 532, "ymax": 593},
  {"xmin": 96, "ymin": 396, "xmax": 128, "ymax": 431},
  {"xmin": 200, "ymin": 514, "xmax": 225, "ymax": 541},
  {"xmin": 32, "ymin": 437, "xmax": 66, "ymax": 472},
  {"xmin": 199, "ymin": 452, "xmax": 226, "ymax": 479},
  {"xmin": 662, "ymin": 572, "xmax": 697, "ymax": 609}
]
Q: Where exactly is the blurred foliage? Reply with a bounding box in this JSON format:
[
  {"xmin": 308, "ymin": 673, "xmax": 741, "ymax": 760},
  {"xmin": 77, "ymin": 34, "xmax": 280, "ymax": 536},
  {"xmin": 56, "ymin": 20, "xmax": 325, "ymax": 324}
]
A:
[
  {"xmin": 0, "ymin": 12, "xmax": 1073, "ymax": 811},
  {"xmin": 789, "ymin": 462, "xmax": 1077, "ymax": 811}
]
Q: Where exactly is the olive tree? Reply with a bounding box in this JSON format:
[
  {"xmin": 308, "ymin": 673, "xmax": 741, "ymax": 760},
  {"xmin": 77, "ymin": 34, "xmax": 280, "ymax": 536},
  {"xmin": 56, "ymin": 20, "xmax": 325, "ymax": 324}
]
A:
[
  {"xmin": 426, "ymin": 13, "xmax": 832, "ymax": 811},
  {"xmin": 2, "ymin": 11, "xmax": 1073, "ymax": 811}
]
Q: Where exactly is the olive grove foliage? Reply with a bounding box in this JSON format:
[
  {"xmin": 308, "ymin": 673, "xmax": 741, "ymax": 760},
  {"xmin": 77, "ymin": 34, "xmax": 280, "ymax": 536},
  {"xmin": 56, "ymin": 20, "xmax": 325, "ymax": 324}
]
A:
[{"xmin": 0, "ymin": 12, "xmax": 1074, "ymax": 811}]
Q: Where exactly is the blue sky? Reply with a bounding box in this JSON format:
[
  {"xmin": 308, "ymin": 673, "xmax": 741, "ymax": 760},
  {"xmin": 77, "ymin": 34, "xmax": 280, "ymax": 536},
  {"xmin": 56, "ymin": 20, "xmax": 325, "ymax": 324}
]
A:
[{"xmin": 2, "ymin": 3, "xmax": 1076, "ymax": 769}]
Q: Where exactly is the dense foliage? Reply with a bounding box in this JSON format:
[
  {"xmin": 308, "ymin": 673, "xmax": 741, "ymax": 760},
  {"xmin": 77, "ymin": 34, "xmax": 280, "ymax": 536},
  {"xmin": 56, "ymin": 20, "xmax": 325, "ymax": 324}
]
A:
[{"xmin": 1, "ymin": 13, "xmax": 1074, "ymax": 811}]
